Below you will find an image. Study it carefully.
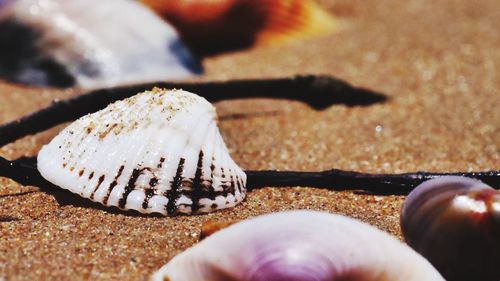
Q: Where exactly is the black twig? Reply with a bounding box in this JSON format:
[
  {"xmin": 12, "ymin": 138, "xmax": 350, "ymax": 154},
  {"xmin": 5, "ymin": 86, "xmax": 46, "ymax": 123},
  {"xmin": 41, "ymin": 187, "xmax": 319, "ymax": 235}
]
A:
[
  {"xmin": 0, "ymin": 75, "xmax": 386, "ymax": 147},
  {"xmin": 0, "ymin": 156, "xmax": 47, "ymax": 187},
  {"xmin": 246, "ymin": 169, "xmax": 500, "ymax": 194},
  {"xmin": 1, "ymin": 155, "xmax": 498, "ymax": 195},
  {"xmin": 0, "ymin": 157, "xmax": 47, "ymax": 186}
]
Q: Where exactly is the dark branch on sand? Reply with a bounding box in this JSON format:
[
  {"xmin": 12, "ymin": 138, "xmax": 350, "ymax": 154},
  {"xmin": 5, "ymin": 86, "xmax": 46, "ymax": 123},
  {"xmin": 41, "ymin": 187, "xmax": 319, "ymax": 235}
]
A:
[
  {"xmin": 0, "ymin": 156, "xmax": 47, "ymax": 187},
  {"xmin": 1, "ymin": 155, "xmax": 497, "ymax": 196},
  {"xmin": 0, "ymin": 75, "xmax": 386, "ymax": 147},
  {"xmin": 246, "ymin": 169, "xmax": 500, "ymax": 195}
]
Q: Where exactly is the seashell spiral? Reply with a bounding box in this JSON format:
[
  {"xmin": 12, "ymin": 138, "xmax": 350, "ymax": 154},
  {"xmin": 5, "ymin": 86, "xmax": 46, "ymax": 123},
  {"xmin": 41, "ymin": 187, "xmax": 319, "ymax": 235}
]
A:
[
  {"xmin": 37, "ymin": 88, "xmax": 246, "ymax": 215},
  {"xmin": 152, "ymin": 210, "xmax": 444, "ymax": 281},
  {"xmin": 401, "ymin": 176, "xmax": 500, "ymax": 281}
]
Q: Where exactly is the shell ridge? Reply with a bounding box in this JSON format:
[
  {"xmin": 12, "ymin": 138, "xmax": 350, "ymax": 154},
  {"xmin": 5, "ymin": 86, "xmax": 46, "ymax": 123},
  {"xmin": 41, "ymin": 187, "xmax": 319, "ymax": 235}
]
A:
[
  {"xmin": 154, "ymin": 97, "xmax": 211, "ymax": 197},
  {"xmin": 139, "ymin": 154, "xmax": 168, "ymax": 211},
  {"xmin": 165, "ymin": 157, "xmax": 185, "ymax": 215},
  {"xmin": 78, "ymin": 102, "xmax": 143, "ymax": 201},
  {"xmin": 162, "ymin": 102, "xmax": 213, "ymax": 215},
  {"xmin": 91, "ymin": 120, "xmax": 139, "ymax": 203},
  {"xmin": 209, "ymin": 130, "xmax": 225, "ymax": 209},
  {"xmin": 220, "ymin": 131, "xmax": 236, "ymax": 196},
  {"xmin": 213, "ymin": 130, "xmax": 236, "ymax": 210},
  {"xmin": 118, "ymin": 167, "xmax": 144, "ymax": 209},
  {"xmin": 105, "ymin": 128, "xmax": 152, "ymax": 207},
  {"xmin": 119, "ymin": 124, "xmax": 172, "ymax": 212},
  {"xmin": 196, "ymin": 122, "xmax": 220, "ymax": 212},
  {"xmin": 188, "ymin": 150, "xmax": 205, "ymax": 214},
  {"xmin": 200, "ymin": 119, "xmax": 217, "ymax": 186},
  {"xmin": 89, "ymin": 175, "xmax": 105, "ymax": 200},
  {"xmin": 178, "ymin": 115, "xmax": 218, "ymax": 213},
  {"xmin": 98, "ymin": 165, "xmax": 124, "ymax": 202},
  {"xmin": 153, "ymin": 129, "xmax": 187, "ymax": 197},
  {"xmin": 86, "ymin": 131, "xmax": 126, "ymax": 202}
]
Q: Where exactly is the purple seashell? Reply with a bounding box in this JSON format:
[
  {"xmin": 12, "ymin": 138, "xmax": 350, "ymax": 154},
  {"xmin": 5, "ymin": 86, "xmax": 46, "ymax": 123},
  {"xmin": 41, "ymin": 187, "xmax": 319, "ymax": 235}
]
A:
[{"xmin": 152, "ymin": 210, "xmax": 443, "ymax": 281}]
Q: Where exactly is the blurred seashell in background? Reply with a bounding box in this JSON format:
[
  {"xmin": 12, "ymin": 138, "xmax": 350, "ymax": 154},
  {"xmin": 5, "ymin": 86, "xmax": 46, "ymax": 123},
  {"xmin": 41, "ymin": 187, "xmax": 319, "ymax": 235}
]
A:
[
  {"xmin": 401, "ymin": 176, "xmax": 500, "ymax": 281},
  {"xmin": 0, "ymin": 0, "xmax": 201, "ymax": 88},
  {"xmin": 152, "ymin": 210, "xmax": 444, "ymax": 281},
  {"xmin": 141, "ymin": 0, "xmax": 337, "ymax": 55},
  {"xmin": 37, "ymin": 88, "xmax": 246, "ymax": 215}
]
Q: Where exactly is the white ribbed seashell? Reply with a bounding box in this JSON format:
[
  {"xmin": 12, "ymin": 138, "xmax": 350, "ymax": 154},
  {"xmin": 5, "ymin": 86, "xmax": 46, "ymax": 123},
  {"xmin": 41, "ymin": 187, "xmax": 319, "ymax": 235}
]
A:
[
  {"xmin": 37, "ymin": 88, "xmax": 246, "ymax": 215},
  {"xmin": 152, "ymin": 210, "xmax": 444, "ymax": 281}
]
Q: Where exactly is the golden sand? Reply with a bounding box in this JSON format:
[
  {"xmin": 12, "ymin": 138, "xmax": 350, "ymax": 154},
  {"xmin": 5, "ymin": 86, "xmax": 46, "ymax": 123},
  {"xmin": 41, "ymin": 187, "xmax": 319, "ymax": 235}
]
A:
[{"xmin": 1, "ymin": 0, "xmax": 499, "ymax": 279}]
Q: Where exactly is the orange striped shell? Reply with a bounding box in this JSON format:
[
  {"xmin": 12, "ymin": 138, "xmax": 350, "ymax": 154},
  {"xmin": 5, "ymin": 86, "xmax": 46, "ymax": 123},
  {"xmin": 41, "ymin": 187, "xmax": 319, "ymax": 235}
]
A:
[{"xmin": 140, "ymin": 0, "xmax": 336, "ymax": 54}]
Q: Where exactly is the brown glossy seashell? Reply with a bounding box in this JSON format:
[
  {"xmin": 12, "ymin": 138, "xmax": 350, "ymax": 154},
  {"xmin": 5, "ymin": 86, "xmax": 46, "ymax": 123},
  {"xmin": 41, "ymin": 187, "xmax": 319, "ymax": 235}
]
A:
[{"xmin": 401, "ymin": 176, "xmax": 500, "ymax": 281}]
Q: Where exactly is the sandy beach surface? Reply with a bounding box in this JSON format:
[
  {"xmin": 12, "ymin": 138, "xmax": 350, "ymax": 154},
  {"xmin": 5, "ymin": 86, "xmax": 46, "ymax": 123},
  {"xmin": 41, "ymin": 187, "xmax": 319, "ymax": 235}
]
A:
[{"xmin": 1, "ymin": 0, "xmax": 499, "ymax": 279}]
